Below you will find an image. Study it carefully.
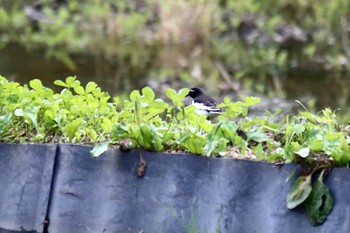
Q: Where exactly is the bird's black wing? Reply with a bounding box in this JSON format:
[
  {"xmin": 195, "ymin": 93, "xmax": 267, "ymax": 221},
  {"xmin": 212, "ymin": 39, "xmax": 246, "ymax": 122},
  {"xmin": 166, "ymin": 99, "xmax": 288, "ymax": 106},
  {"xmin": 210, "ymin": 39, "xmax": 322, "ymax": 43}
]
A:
[{"xmin": 195, "ymin": 95, "xmax": 218, "ymax": 107}]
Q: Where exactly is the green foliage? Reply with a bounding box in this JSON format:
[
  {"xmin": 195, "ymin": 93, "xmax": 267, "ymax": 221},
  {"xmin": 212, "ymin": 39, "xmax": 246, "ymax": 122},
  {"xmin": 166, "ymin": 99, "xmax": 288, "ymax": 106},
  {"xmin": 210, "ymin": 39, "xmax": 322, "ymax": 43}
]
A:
[
  {"xmin": 1, "ymin": 76, "xmax": 349, "ymax": 166},
  {"xmin": 287, "ymin": 174, "xmax": 312, "ymax": 209},
  {"xmin": 280, "ymin": 109, "xmax": 350, "ymax": 166},
  {"xmin": 90, "ymin": 142, "xmax": 109, "ymax": 157},
  {"xmin": 287, "ymin": 168, "xmax": 334, "ymax": 226},
  {"xmin": 0, "ymin": 75, "xmax": 117, "ymax": 143},
  {"xmin": 2, "ymin": 75, "xmax": 350, "ymax": 167},
  {"xmin": 305, "ymin": 171, "xmax": 334, "ymax": 226}
]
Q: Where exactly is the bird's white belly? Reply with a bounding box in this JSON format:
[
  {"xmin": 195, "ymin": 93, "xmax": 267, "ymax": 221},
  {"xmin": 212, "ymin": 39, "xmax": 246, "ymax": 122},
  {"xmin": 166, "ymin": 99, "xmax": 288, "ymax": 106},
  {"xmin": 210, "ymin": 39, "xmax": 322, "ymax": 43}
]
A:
[{"xmin": 193, "ymin": 102, "xmax": 221, "ymax": 116}]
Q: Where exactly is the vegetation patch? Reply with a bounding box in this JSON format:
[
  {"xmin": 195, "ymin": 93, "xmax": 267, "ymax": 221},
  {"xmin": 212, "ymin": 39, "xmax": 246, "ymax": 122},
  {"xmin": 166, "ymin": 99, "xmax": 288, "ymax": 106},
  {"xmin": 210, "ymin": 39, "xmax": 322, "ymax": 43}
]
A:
[
  {"xmin": 1, "ymin": 75, "xmax": 350, "ymax": 225},
  {"xmin": 1, "ymin": 75, "xmax": 350, "ymax": 164}
]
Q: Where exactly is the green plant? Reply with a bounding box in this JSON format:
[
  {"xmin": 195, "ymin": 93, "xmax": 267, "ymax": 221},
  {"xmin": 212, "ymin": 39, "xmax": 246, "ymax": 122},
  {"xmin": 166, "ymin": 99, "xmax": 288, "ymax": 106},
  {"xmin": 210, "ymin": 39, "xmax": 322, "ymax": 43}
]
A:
[
  {"xmin": 2, "ymin": 75, "xmax": 350, "ymax": 166},
  {"xmin": 287, "ymin": 167, "xmax": 334, "ymax": 226},
  {"xmin": 0, "ymin": 75, "xmax": 118, "ymax": 143}
]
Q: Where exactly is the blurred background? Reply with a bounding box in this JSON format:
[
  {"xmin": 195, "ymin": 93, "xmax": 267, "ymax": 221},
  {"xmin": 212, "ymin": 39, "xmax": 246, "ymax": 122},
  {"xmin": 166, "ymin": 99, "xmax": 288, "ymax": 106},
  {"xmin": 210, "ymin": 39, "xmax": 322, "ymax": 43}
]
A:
[{"xmin": 0, "ymin": 0, "xmax": 350, "ymax": 119}]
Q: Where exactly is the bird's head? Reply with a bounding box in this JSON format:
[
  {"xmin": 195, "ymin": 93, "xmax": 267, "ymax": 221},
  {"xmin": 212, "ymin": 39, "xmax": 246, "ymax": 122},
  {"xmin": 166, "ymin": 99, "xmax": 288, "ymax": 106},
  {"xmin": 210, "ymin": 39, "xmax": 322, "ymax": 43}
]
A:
[{"xmin": 186, "ymin": 87, "xmax": 204, "ymax": 98}]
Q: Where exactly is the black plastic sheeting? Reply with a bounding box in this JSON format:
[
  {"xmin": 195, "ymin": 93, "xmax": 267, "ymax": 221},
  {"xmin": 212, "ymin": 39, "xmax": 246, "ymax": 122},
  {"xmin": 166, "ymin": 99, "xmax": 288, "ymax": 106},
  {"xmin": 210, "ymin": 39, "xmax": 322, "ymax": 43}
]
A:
[
  {"xmin": 1, "ymin": 143, "xmax": 350, "ymax": 233},
  {"xmin": 0, "ymin": 143, "xmax": 56, "ymax": 233}
]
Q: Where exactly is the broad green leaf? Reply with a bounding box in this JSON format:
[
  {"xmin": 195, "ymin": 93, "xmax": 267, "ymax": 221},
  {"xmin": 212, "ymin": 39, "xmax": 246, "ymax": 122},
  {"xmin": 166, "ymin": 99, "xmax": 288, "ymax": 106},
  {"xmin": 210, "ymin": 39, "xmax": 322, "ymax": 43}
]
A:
[
  {"xmin": 275, "ymin": 147, "xmax": 284, "ymax": 155},
  {"xmin": 162, "ymin": 132, "xmax": 175, "ymax": 144},
  {"xmin": 287, "ymin": 175, "xmax": 312, "ymax": 209},
  {"xmin": 180, "ymin": 133, "xmax": 205, "ymax": 154},
  {"xmin": 86, "ymin": 82, "xmax": 97, "ymax": 93},
  {"xmin": 54, "ymin": 80, "xmax": 68, "ymax": 87},
  {"xmin": 204, "ymin": 138, "xmax": 219, "ymax": 156},
  {"xmin": 43, "ymin": 109, "xmax": 56, "ymax": 122},
  {"xmin": 295, "ymin": 147, "xmax": 310, "ymax": 158},
  {"xmin": 87, "ymin": 128, "xmax": 98, "ymax": 141},
  {"xmin": 0, "ymin": 113, "xmax": 12, "ymax": 124},
  {"xmin": 165, "ymin": 88, "xmax": 177, "ymax": 101},
  {"xmin": 222, "ymin": 101, "xmax": 248, "ymax": 117},
  {"xmin": 247, "ymin": 129, "xmax": 269, "ymax": 142},
  {"xmin": 204, "ymin": 137, "xmax": 230, "ymax": 156},
  {"xmin": 220, "ymin": 121, "xmax": 239, "ymax": 143},
  {"xmin": 324, "ymin": 133, "xmax": 341, "ymax": 141},
  {"xmin": 185, "ymin": 139, "xmax": 204, "ymax": 154},
  {"xmin": 90, "ymin": 143, "xmax": 109, "ymax": 157},
  {"xmin": 178, "ymin": 88, "xmax": 190, "ymax": 99},
  {"xmin": 244, "ymin": 96, "xmax": 261, "ymax": 106},
  {"xmin": 101, "ymin": 118, "xmax": 112, "ymax": 132},
  {"xmin": 29, "ymin": 79, "xmax": 43, "ymax": 91},
  {"xmin": 74, "ymin": 86, "xmax": 85, "ymax": 95},
  {"xmin": 139, "ymin": 124, "xmax": 152, "ymax": 149},
  {"xmin": 224, "ymin": 97, "xmax": 230, "ymax": 104},
  {"xmin": 148, "ymin": 100, "xmax": 168, "ymax": 117},
  {"xmin": 151, "ymin": 99, "xmax": 168, "ymax": 109},
  {"xmin": 333, "ymin": 148, "xmax": 350, "ymax": 165},
  {"xmin": 310, "ymin": 139, "xmax": 323, "ymax": 151},
  {"xmin": 65, "ymin": 76, "xmax": 77, "ymax": 86},
  {"xmin": 299, "ymin": 112, "xmax": 317, "ymax": 123},
  {"xmin": 305, "ymin": 177, "xmax": 334, "ymax": 226},
  {"xmin": 294, "ymin": 124, "xmax": 306, "ymax": 135},
  {"xmin": 113, "ymin": 124, "xmax": 129, "ymax": 138},
  {"xmin": 7, "ymin": 94, "xmax": 19, "ymax": 103},
  {"xmin": 0, "ymin": 113, "xmax": 12, "ymax": 133},
  {"xmin": 215, "ymin": 138, "xmax": 230, "ymax": 153},
  {"xmin": 14, "ymin": 108, "xmax": 24, "ymax": 116},
  {"xmin": 113, "ymin": 97, "xmax": 120, "ymax": 105},
  {"xmin": 253, "ymin": 143, "xmax": 264, "ymax": 160},
  {"xmin": 149, "ymin": 126, "xmax": 163, "ymax": 151},
  {"xmin": 130, "ymin": 90, "xmax": 140, "ymax": 101},
  {"xmin": 142, "ymin": 86, "xmax": 155, "ymax": 102},
  {"xmin": 62, "ymin": 118, "xmax": 83, "ymax": 140},
  {"xmin": 23, "ymin": 106, "xmax": 39, "ymax": 128},
  {"xmin": 92, "ymin": 87, "xmax": 103, "ymax": 98},
  {"xmin": 33, "ymin": 131, "xmax": 45, "ymax": 141}
]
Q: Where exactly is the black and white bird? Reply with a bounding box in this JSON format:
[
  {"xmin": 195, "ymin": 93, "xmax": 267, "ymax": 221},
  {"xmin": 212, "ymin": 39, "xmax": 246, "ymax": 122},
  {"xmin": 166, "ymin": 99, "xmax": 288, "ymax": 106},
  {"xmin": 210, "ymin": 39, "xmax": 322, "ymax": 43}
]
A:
[{"xmin": 186, "ymin": 87, "xmax": 222, "ymax": 118}]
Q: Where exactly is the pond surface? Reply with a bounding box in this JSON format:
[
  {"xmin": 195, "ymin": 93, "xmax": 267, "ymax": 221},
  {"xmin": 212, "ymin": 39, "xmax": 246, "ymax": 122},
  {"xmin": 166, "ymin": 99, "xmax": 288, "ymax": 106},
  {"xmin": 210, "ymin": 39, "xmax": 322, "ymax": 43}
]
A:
[
  {"xmin": 1, "ymin": 44, "xmax": 349, "ymax": 114},
  {"xmin": 284, "ymin": 71, "xmax": 350, "ymax": 111},
  {"xmin": 0, "ymin": 44, "xmax": 139, "ymax": 95}
]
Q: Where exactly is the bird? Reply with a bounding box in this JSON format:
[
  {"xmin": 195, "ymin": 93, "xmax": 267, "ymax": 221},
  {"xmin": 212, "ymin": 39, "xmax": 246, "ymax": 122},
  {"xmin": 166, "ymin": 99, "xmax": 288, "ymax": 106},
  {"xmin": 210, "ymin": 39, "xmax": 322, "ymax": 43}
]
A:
[{"xmin": 185, "ymin": 87, "xmax": 222, "ymax": 118}]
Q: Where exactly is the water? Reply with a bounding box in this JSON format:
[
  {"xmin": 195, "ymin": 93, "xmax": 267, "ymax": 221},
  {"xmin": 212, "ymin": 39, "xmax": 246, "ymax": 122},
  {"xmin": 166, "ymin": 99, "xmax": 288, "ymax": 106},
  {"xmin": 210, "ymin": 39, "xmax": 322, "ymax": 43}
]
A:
[
  {"xmin": 0, "ymin": 44, "xmax": 148, "ymax": 96},
  {"xmin": 1, "ymin": 43, "xmax": 349, "ymax": 114},
  {"xmin": 284, "ymin": 71, "xmax": 350, "ymax": 111},
  {"xmin": 0, "ymin": 44, "xmax": 96, "ymax": 91}
]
